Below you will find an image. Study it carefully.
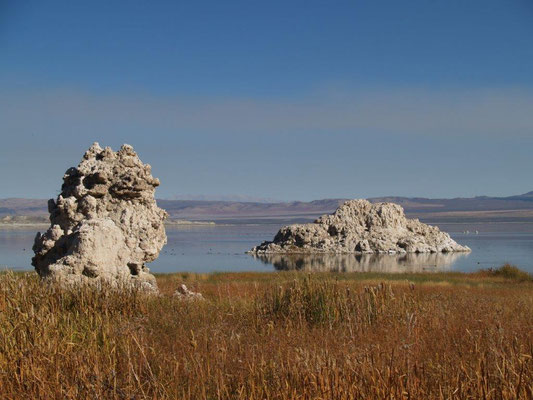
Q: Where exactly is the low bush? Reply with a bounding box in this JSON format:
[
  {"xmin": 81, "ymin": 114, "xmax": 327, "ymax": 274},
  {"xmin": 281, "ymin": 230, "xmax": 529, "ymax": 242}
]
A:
[{"xmin": 480, "ymin": 263, "xmax": 532, "ymax": 282}]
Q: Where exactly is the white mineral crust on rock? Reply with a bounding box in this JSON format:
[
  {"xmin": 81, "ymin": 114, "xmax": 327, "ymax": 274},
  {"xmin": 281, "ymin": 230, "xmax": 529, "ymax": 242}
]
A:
[
  {"xmin": 173, "ymin": 284, "xmax": 204, "ymax": 300},
  {"xmin": 249, "ymin": 199, "xmax": 470, "ymax": 255},
  {"xmin": 32, "ymin": 143, "xmax": 167, "ymax": 290}
]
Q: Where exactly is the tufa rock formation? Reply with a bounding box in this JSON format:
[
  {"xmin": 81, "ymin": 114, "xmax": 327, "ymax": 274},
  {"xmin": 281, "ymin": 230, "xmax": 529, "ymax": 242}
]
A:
[
  {"xmin": 174, "ymin": 284, "xmax": 204, "ymax": 300},
  {"xmin": 32, "ymin": 143, "xmax": 167, "ymax": 290},
  {"xmin": 249, "ymin": 199, "xmax": 470, "ymax": 255}
]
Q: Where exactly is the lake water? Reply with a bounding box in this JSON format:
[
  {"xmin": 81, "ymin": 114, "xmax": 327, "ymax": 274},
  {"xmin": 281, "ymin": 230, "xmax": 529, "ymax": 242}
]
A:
[{"xmin": 2, "ymin": 223, "xmax": 533, "ymax": 274}]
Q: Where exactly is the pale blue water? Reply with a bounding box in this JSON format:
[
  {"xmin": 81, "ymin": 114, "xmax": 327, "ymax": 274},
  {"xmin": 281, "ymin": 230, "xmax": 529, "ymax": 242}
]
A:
[{"xmin": 1, "ymin": 223, "xmax": 533, "ymax": 273}]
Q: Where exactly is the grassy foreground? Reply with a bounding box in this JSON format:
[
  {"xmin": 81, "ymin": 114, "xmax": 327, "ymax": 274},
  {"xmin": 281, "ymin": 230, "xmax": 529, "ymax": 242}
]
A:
[{"xmin": 0, "ymin": 269, "xmax": 532, "ymax": 399}]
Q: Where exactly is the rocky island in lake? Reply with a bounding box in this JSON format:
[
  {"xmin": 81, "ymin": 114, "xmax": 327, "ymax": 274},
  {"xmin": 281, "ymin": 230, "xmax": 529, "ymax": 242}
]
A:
[{"xmin": 249, "ymin": 199, "xmax": 470, "ymax": 254}]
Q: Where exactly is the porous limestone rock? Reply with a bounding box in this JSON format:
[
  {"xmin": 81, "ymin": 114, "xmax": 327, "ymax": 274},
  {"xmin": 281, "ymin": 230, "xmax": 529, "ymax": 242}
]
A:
[
  {"xmin": 32, "ymin": 143, "xmax": 167, "ymax": 290},
  {"xmin": 249, "ymin": 199, "xmax": 470, "ymax": 255},
  {"xmin": 173, "ymin": 284, "xmax": 204, "ymax": 300}
]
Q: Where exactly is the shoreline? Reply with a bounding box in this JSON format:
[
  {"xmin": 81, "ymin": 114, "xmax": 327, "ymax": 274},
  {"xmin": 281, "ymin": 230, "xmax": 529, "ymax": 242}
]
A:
[{"xmin": 3, "ymin": 268, "xmax": 531, "ymax": 283}]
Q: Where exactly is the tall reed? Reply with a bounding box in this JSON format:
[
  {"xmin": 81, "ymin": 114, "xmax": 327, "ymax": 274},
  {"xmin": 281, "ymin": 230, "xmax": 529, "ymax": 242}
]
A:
[{"xmin": 0, "ymin": 270, "xmax": 531, "ymax": 399}]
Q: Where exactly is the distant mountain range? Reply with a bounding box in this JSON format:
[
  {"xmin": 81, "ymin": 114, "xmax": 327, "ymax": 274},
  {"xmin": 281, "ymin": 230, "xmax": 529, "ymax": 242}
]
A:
[{"xmin": 2, "ymin": 192, "xmax": 533, "ymax": 224}]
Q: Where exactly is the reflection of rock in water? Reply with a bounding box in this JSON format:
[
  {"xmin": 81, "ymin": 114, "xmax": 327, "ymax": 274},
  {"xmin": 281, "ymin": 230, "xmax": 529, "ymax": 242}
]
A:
[{"xmin": 253, "ymin": 252, "xmax": 469, "ymax": 273}]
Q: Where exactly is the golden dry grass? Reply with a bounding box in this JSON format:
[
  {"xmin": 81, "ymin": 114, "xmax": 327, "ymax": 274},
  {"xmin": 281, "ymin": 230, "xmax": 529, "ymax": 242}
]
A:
[{"xmin": 0, "ymin": 270, "xmax": 532, "ymax": 399}]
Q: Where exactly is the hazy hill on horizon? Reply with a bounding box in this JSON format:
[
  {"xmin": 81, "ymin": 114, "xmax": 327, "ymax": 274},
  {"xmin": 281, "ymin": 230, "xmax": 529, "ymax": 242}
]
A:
[{"xmin": 1, "ymin": 191, "xmax": 533, "ymax": 224}]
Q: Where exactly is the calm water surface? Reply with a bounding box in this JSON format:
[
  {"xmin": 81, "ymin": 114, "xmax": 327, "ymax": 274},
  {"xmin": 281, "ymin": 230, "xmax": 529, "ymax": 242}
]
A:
[{"xmin": 1, "ymin": 223, "xmax": 532, "ymax": 273}]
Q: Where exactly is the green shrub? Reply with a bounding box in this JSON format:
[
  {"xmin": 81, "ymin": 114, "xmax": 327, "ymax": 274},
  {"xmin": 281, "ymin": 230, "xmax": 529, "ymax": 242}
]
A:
[{"xmin": 483, "ymin": 264, "xmax": 532, "ymax": 282}]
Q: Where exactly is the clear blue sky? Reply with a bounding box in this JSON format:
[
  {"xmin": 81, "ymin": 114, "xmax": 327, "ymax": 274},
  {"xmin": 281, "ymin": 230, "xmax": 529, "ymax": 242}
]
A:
[{"xmin": 1, "ymin": 0, "xmax": 532, "ymax": 201}]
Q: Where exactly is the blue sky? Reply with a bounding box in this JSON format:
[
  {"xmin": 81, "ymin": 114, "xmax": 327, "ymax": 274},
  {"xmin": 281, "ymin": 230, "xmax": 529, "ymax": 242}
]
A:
[{"xmin": 1, "ymin": 0, "xmax": 532, "ymax": 201}]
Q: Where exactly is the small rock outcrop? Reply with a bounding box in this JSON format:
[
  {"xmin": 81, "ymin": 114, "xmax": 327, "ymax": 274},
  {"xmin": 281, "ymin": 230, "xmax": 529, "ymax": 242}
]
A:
[
  {"xmin": 173, "ymin": 284, "xmax": 204, "ymax": 300},
  {"xmin": 32, "ymin": 143, "xmax": 167, "ymax": 290},
  {"xmin": 249, "ymin": 199, "xmax": 470, "ymax": 254}
]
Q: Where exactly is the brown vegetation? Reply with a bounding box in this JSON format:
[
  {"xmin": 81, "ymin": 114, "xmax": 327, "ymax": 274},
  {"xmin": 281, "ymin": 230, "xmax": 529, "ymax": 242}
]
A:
[
  {"xmin": 0, "ymin": 270, "xmax": 532, "ymax": 399},
  {"xmin": 477, "ymin": 263, "xmax": 533, "ymax": 282}
]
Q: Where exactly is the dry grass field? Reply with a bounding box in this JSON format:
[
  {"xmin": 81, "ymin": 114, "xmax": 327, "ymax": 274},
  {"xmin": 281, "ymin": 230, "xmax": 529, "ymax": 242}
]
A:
[{"xmin": 0, "ymin": 267, "xmax": 532, "ymax": 399}]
